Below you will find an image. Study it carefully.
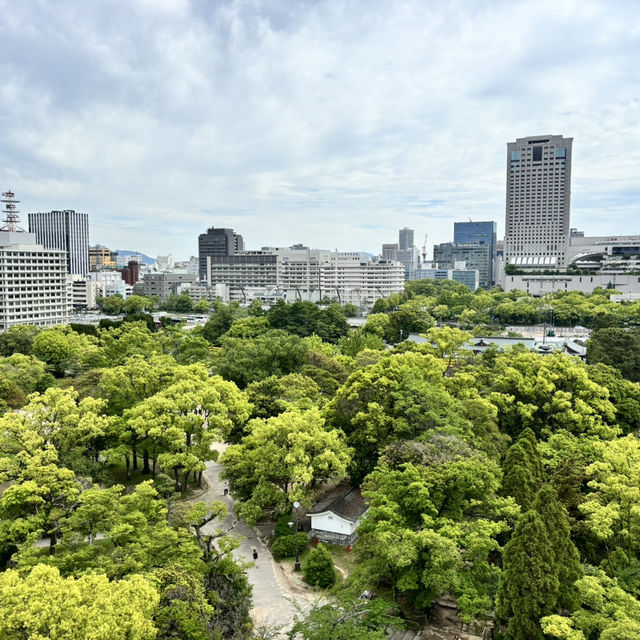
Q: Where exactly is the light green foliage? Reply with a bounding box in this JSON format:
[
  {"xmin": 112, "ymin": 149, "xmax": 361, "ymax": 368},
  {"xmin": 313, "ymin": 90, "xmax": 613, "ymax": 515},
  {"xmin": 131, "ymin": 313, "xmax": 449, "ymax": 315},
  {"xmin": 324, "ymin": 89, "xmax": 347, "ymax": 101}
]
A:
[
  {"xmin": 162, "ymin": 293, "xmax": 194, "ymax": 313},
  {"xmin": 123, "ymin": 295, "xmax": 153, "ymax": 315},
  {"xmin": 193, "ymin": 299, "xmax": 211, "ymax": 313},
  {"xmin": 272, "ymin": 533, "xmax": 308, "ymax": 561},
  {"xmin": 541, "ymin": 570, "xmax": 640, "ymax": 640},
  {"xmin": 33, "ymin": 327, "xmax": 99, "ymax": 376},
  {"xmin": 0, "ymin": 353, "xmax": 52, "ymax": 413},
  {"xmin": 580, "ymin": 435, "xmax": 640, "ymax": 554},
  {"xmin": 221, "ymin": 408, "xmax": 351, "ymax": 524},
  {"xmin": 587, "ymin": 363, "xmax": 640, "ymax": 434},
  {"xmin": 97, "ymin": 322, "xmax": 162, "ymax": 365},
  {"xmin": 267, "ymin": 301, "xmax": 349, "ymax": 343},
  {"xmin": 484, "ymin": 351, "xmax": 618, "ymax": 439},
  {"xmin": 0, "ymin": 564, "xmax": 159, "ymax": 640},
  {"xmin": 289, "ymin": 597, "xmax": 402, "ymax": 640},
  {"xmin": 337, "ymin": 329, "xmax": 384, "ymax": 357},
  {"xmin": 99, "ymin": 294, "xmax": 125, "ymax": 315},
  {"xmin": 303, "ymin": 544, "xmax": 336, "ymax": 588},
  {"xmin": 360, "ymin": 454, "xmax": 518, "ymax": 620}
]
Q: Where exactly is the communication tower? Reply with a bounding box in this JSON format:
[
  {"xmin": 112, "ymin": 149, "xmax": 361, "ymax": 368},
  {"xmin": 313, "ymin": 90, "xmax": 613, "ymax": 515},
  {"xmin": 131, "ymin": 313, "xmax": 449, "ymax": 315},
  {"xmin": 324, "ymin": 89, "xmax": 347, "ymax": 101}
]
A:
[{"xmin": 1, "ymin": 190, "xmax": 25, "ymax": 232}]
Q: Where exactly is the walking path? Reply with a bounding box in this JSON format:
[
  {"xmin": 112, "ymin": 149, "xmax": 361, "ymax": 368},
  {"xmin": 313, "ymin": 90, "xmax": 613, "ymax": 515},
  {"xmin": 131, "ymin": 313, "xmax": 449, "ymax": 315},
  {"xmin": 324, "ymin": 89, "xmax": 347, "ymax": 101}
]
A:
[{"xmin": 192, "ymin": 445, "xmax": 317, "ymax": 633}]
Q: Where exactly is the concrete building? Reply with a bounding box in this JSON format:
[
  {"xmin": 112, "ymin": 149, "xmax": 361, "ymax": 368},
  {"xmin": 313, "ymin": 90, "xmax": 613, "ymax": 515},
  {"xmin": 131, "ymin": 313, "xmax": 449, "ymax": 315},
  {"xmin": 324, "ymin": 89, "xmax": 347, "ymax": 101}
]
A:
[
  {"xmin": 116, "ymin": 253, "xmax": 144, "ymax": 268},
  {"xmin": 433, "ymin": 242, "xmax": 492, "ymax": 288},
  {"xmin": 504, "ymin": 134, "xmax": 573, "ymax": 269},
  {"xmin": 205, "ymin": 245, "xmax": 405, "ymax": 307},
  {"xmin": 89, "ymin": 270, "xmax": 133, "ymax": 298},
  {"xmin": 121, "ymin": 260, "xmax": 140, "ymax": 286},
  {"xmin": 503, "ymin": 273, "xmax": 640, "ymax": 296},
  {"xmin": 89, "ymin": 245, "xmax": 117, "ymax": 271},
  {"xmin": 399, "ymin": 228, "xmax": 414, "ymax": 250},
  {"xmin": 28, "ymin": 210, "xmax": 90, "ymax": 276},
  {"xmin": 407, "ymin": 267, "xmax": 479, "ymax": 291},
  {"xmin": 198, "ymin": 227, "xmax": 244, "ymax": 280},
  {"xmin": 69, "ymin": 276, "xmax": 105, "ymax": 310},
  {"xmin": 454, "ymin": 221, "xmax": 497, "ymax": 285},
  {"xmin": 133, "ymin": 273, "xmax": 197, "ymax": 301}
]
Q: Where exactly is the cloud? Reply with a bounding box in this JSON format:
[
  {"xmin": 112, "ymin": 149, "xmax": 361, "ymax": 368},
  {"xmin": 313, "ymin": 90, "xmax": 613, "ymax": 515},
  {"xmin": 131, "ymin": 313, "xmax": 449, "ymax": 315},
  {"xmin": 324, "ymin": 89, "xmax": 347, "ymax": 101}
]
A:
[{"xmin": 0, "ymin": 0, "xmax": 639, "ymax": 258}]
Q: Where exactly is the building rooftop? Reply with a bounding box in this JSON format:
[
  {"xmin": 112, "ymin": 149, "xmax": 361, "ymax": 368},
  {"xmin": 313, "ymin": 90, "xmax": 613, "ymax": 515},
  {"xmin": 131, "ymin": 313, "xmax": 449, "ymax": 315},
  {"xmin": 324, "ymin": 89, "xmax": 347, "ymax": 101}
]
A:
[{"xmin": 307, "ymin": 487, "xmax": 367, "ymax": 522}]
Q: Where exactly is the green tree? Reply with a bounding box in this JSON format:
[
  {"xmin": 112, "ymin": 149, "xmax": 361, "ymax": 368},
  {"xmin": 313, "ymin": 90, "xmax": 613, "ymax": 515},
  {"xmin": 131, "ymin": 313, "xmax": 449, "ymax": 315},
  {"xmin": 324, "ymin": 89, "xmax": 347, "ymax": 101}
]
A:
[
  {"xmin": 246, "ymin": 373, "xmax": 323, "ymax": 421},
  {"xmin": 303, "ymin": 544, "xmax": 336, "ymax": 588},
  {"xmin": 0, "ymin": 564, "xmax": 159, "ymax": 640},
  {"xmin": 221, "ymin": 408, "xmax": 351, "ymax": 523},
  {"xmin": 496, "ymin": 511, "xmax": 559, "ymax": 640},
  {"xmin": 501, "ymin": 429, "xmax": 543, "ymax": 511},
  {"xmin": 193, "ymin": 299, "xmax": 211, "ymax": 313},
  {"xmin": 123, "ymin": 295, "xmax": 153, "ymax": 315},
  {"xmin": 100, "ymin": 294, "xmax": 125, "ymax": 315},
  {"xmin": 587, "ymin": 327, "xmax": 640, "ymax": 381},
  {"xmin": 533, "ymin": 485, "xmax": 582, "ymax": 610},
  {"xmin": 32, "ymin": 327, "xmax": 98, "ymax": 377},
  {"xmin": 215, "ymin": 330, "xmax": 309, "ymax": 388},
  {"xmin": 0, "ymin": 324, "xmax": 40, "ymax": 356}
]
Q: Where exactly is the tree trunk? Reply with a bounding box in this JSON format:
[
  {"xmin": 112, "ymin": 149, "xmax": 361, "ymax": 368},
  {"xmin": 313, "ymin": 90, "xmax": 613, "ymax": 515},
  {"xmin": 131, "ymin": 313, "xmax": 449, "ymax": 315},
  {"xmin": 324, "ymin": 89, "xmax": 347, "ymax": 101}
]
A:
[
  {"xmin": 132, "ymin": 443, "xmax": 138, "ymax": 470},
  {"xmin": 197, "ymin": 470, "xmax": 203, "ymax": 487},
  {"xmin": 142, "ymin": 450, "xmax": 150, "ymax": 475},
  {"xmin": 125, "ymin": 454, "xmax": 131, "ymax": 481},
  {"xmin": 49, "ymin": 530, "xmax": 57, "ymax": 556},
  {"xmin": 174, "ymin": 468, "xmax": 180, "ymax": 492},
  {"xmin": 152, "ymin": 458, "xmax": 156, "ymax": 480},
  {"xmin": 181, "ymin": 470, "xmax": 191, "ymax": 493}
]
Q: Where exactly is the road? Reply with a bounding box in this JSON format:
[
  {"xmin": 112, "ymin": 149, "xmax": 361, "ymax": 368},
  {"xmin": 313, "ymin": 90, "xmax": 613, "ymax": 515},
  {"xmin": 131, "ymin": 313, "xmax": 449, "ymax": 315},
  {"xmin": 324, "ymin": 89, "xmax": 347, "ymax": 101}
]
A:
[{"xmin": 194, "ymin": 445, "xmax": 316, "ymax": 634}]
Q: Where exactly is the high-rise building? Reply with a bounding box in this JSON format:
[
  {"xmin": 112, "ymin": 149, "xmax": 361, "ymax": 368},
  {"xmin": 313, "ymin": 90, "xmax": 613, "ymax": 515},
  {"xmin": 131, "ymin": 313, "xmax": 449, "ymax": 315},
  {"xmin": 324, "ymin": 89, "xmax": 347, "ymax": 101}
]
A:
[
  {"xmin": 198, "ymin": 227, "xmax": 244, "ymax": 280},
  {"xmin": 454, "ymin": 221, "xmax": 497, "ymax": 285},
  {"xmin": 504, "ymin": 134, "xmax": 573, "ymax": 269},
  {"xmin": 433, "ymin": 242, "xmax": 492, "ymax": 289},
  {"xmin": 0, "ymin": 191, "xmax": 69, "ymax": 329},
  {"xmin": 398, "ymin": 228, "xmax": 414, "ymax": 251},
  {"xmin": 28, "ymin": 210, "xmax": 90, "ymax": 275}
]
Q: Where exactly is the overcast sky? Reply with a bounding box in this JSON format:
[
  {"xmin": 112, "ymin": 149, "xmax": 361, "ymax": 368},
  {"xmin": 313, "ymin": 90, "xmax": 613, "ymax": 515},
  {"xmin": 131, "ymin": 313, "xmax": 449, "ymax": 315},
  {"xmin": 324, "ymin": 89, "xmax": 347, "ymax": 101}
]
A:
[{"xmin": 1, "ymin": 0, "xmax": 639, "ymax": 259}]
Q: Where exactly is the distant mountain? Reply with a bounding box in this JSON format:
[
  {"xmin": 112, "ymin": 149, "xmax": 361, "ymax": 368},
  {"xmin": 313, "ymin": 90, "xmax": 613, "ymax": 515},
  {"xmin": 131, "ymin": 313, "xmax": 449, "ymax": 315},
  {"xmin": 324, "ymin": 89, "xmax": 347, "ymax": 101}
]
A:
[{"xmin": 115, "ymin": 250, "xmax": 155, "ymax": 265}]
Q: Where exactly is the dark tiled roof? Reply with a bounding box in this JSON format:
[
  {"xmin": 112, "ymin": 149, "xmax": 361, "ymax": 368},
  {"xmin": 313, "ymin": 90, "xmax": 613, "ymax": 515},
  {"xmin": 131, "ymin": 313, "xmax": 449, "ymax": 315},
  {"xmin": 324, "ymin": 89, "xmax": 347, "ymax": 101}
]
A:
[{"xmin": 308, "ymin": 487, "xmax": 367, "ymax": 522}]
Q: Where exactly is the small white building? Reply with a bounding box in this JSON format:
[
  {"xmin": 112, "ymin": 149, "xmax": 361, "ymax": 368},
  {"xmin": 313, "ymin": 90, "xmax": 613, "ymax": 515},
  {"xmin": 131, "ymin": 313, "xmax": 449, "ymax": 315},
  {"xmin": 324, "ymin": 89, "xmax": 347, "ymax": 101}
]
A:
[{"xmin": 307, "ymin": 487, "xmax": 367, "ymax": 547}]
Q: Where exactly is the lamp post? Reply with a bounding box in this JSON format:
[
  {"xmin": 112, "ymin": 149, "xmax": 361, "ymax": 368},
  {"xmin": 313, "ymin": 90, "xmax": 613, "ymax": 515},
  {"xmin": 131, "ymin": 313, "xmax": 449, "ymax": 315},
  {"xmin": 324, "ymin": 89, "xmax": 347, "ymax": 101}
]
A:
[{"xmin": 293, "ymin": 501, "xmax": 301, "ymax": 571}]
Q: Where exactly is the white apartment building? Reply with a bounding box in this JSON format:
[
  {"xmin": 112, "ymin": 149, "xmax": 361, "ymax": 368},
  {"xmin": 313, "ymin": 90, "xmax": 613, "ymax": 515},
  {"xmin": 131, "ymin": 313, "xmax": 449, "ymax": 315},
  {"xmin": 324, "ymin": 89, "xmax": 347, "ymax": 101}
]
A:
[
  {"xmin": 206, "ymin": 246, "xmax": 405, "ymax": 307},
  {"xmin": 0, "ymin": 230, "xmax": 69, "ymax": 330},
  {"xmin": 68, "ymin": 275, "xmax": 106, "ymax": 309}
]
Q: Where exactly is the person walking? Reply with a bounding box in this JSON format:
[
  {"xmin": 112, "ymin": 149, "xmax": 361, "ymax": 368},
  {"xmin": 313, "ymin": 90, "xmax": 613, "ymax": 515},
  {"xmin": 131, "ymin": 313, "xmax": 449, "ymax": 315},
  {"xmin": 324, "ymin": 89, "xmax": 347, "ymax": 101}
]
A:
[{"xmin": 252, "ymin": 547, "xmax": 258, "ymax": 568}]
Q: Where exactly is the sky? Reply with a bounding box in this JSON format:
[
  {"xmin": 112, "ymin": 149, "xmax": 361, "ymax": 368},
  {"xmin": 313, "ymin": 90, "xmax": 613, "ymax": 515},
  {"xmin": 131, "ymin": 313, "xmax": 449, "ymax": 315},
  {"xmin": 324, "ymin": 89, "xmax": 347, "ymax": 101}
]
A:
[{"xmin": 1, "ymin": 0, "xmax": 639, "ymax": 260}]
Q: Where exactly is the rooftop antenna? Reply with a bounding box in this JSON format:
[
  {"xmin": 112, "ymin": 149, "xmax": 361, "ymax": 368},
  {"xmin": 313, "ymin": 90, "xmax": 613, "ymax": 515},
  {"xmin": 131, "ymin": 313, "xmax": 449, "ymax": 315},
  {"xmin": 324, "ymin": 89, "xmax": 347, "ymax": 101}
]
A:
[
  {"xmin": 0, "ymin": 190, "xmax": 25, "ymax": 232},
  {"xmin": 422, "ymin": 234, "xmax": 428, "ymax": 263}
]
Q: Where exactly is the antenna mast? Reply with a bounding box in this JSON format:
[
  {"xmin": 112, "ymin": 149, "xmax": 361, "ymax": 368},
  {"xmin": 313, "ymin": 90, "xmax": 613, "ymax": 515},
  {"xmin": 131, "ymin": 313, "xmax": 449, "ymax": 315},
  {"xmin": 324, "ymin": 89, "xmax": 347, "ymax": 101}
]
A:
[
  {"xmin": 0, "ymin": 190, "xmax": 25, "ymax": 232},
  {"xmin": 421, "ymin": 234, "xmax": 428, "ymax": 263}
]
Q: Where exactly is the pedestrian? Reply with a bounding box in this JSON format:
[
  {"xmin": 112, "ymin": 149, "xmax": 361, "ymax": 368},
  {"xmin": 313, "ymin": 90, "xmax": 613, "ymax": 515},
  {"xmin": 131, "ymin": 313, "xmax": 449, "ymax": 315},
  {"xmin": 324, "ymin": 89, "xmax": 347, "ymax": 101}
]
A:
[
  {"xmin": 223, "ymin": 481, "xmax": 229, "ymax": 497},
  {"xmin": 252, "ymin": 548, "xmax": 258, "ymax": 568}
]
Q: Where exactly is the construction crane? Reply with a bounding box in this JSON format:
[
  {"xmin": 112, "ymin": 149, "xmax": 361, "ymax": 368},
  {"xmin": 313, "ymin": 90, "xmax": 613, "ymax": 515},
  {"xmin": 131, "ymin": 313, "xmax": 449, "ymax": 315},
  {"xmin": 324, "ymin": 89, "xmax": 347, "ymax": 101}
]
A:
[{"xmin": 421, "ymin": 234, "xmax": 428, "ymax": 263}]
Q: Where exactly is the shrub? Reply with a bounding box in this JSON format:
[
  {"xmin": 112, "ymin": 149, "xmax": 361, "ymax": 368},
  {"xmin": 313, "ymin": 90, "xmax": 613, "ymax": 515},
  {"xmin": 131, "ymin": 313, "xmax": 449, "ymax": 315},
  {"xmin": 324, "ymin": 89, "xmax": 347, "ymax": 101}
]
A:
[
  {"xmin": 271, "ymin": 533, "xmax": 308, "ymax": 561},
  {"xmin": 274, "ymin": 513, "xmax": 294, "ymax": 538},
  {"xmin": 303, "ymin": 544, "xmax": 336, "ymax": 588}
]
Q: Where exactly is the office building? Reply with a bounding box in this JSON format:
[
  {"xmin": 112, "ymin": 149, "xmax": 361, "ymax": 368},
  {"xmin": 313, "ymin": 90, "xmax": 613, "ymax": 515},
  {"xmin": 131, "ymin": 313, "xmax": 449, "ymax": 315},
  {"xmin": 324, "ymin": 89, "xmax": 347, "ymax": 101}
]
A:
[
  {"xmin": 0, "ymin": 191, "xmax": 69, "ymax": 330},
  {"xmin": 89, "ymin": 245, "xmax": 117, "ymax": 271},
  {"xmin": 385, "ymin": 229, "xmax": 419, "ymax": 277},
  {"xmin": 198, "ymin": 227, "xmax": 244, "ymax": 280},
  {"xmin": 69, "ymin": 276, "xmax": 105, "ymax": 310},
  {"xmin": 133, "ymin": 273, "xmax": 197, "ymax": 301},
  {"xmin": 504, "ymin": 135, "xmax": 573, "ymax": 269},
  {"xmin": 454, "ymin": 221, "xmax": 497, "ymax": 285},
  {"xmin": 204, "ymin": 244, "xmax": 404, "ymax": 307},
  {"xmin": 399, "ymin": 228, "xmax": 414, "ymax": 251},
  {"xmin": 28, "ymin": 210, "xmax": 90, "ymax": 275},
  {"xmin": 433, "ymin": 242, "xmax": 492, "ymax": 289},
  {"xmin": 121, "ymin": 260, "xmax": 140, "ymax": 286},
  {"xmin": 406, "ymin": 267, "xmax": 479, "ymax": 291}
]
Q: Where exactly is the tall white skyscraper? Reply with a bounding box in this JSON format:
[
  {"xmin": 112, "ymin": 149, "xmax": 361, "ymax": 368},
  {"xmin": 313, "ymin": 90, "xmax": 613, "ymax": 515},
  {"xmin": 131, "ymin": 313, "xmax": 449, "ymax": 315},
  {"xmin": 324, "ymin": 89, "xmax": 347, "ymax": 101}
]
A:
[
  {"xmin": 28, "ymin": 210, "xmax": 90, "ymax": 275},
  {"xmin": 504, "ymin": 135, "xmax": 573, "ymax": 269}
]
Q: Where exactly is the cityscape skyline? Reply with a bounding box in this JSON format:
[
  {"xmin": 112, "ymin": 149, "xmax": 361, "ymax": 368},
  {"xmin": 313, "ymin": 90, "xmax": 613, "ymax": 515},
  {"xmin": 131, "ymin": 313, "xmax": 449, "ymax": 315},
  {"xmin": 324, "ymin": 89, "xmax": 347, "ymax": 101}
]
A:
[{"xmin": 1, "ymin": 1, "xmax": 639, "ymax": 257}]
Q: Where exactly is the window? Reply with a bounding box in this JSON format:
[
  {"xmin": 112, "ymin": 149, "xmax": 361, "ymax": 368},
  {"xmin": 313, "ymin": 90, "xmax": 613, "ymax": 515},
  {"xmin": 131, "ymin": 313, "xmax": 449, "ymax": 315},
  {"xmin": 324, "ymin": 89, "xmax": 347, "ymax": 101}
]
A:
[
  {"xmin": 533, "ymin": 147, "xmax": 543, "ymax": 161},
  {"xmin": 511, "ymin": 150, "xmax": 521, "ymax": 161},
  {"xmin": 555, "ymin": 147, "xmax": 566, "ymax": 158}
]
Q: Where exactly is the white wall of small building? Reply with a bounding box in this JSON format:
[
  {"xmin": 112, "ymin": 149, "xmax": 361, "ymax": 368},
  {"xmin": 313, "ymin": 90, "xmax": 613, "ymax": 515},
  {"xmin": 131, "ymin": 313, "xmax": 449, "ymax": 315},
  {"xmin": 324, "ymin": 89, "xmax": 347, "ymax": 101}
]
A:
[
  {"xmin": 503, "ymin": 273, "xmax": 640, "ymax": 296},
  {"xmin": 309, "ymin": 513, "xmax": 357, "ymax": 536}
]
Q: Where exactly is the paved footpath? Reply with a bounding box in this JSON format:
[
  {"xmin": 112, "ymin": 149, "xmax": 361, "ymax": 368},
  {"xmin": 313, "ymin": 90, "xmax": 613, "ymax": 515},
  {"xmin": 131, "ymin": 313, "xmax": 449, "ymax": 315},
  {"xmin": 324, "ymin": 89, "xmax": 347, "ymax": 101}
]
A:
[{"xmin": 192, "ymin": 445, "xmax": 316, "ymax": 634}]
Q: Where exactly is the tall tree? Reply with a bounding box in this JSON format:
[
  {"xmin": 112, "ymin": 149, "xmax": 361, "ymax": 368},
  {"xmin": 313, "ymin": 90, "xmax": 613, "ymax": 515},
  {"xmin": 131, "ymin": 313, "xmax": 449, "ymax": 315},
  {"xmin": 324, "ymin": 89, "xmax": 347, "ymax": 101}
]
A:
[
  {"xmin": 497, "ymin": 511, "xmax": 559, "ymax": 640},
  {"xmin": 502, "ymin": 429, "xmax": 544, "ymax": 511}
]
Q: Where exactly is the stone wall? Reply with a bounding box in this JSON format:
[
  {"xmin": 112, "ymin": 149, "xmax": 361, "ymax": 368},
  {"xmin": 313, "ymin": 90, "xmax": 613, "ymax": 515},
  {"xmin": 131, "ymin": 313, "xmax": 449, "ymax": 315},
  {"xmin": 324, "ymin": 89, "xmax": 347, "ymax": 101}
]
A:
[{"xmin": 310, "ymin": 528, "xmax": 358, "ymax": 547}]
